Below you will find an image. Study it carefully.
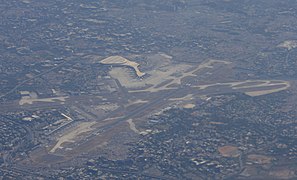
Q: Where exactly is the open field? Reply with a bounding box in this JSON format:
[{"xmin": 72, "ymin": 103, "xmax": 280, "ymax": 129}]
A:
[
  {"xmin": 49, "ymin": 121, "xmax": 96, "ymax": 153},
  {"xmin": 19, "ymin": 96, "xmax": 68, "ymax": 105}
]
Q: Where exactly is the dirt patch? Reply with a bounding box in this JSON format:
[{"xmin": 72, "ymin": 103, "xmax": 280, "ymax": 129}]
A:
[
  {"xmin": 247, "ymin": 154, "xmax": 272, "ymax": 164},
  {"xmin": 209, "ymin": 122, "xmax": 226, "ymax": 125},
  {"xmin": 218, "ymin": 145, "xmax": 240, "ymax": 157},
  {"xmin": 269, "ymin": 169, "xmax": 296, "ymax": 179},
  {"xmin": 183, "ymin": 103, "xmax": 196, "ymax": 109},
  {"xmin": 127, "ymin": 119, "xmax": 140, "ymax": 134}
]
